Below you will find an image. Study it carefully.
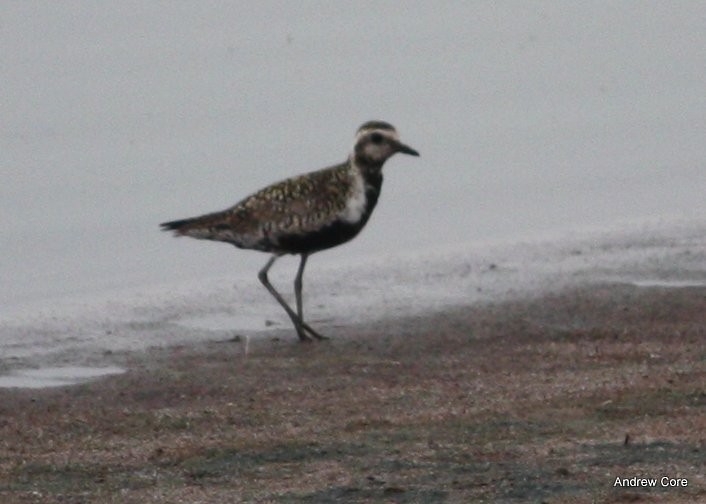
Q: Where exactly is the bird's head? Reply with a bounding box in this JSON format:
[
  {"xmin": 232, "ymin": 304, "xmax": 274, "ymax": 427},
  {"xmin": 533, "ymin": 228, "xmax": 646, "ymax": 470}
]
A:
[{"xmin": 352, "ymin": 121, "xmax": 419, "ymax": 167}]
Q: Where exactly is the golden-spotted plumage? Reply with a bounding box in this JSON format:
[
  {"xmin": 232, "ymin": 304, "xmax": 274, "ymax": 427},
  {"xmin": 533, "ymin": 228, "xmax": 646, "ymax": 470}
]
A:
[
  {"xmin": 161, "ymin": 121, "xmax": 419, "ymax": 341},
  {"xmin": 161, "ymin": 161, "xmax": 370, "ymax": 253}
]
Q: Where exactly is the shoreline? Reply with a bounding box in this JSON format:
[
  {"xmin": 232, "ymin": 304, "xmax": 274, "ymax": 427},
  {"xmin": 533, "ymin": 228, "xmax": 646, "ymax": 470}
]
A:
[
  {"xmin": 1, "ymin": 281, "xmax": 704, "ymax": 502},
  {"xmin": 3, "ymin": 217, "xmax": 706, "ymax": 370}
]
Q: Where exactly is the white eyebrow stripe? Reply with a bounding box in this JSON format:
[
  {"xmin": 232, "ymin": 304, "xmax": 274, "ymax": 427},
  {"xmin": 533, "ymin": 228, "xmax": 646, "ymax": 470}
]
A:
[
  {"xmin": 357, "ymin": 128, "xmax": 399, "ymax": 140},
  {"xmin": 353, "ymin": 128, "xmax": 400, "ymax": 148}
]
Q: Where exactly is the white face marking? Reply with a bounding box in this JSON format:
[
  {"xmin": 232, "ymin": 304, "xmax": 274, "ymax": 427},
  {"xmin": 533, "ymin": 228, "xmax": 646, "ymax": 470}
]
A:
[
  {"xmin": 351, "ymin": 128, "xmax": 400, "ymax": 159},
  {"xmin": 353, "ymin": 127, "xmax": 400, "ymax": 145},
  {"xmin": 340, "ymin": 168, "xmax": 367, "ymax": 224}
]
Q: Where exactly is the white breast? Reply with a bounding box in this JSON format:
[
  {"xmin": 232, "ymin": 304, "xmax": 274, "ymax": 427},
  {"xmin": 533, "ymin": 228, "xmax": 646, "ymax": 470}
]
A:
[{"xmin": 340, "ymin": 168, "xmax": 367, "ymax": 224}]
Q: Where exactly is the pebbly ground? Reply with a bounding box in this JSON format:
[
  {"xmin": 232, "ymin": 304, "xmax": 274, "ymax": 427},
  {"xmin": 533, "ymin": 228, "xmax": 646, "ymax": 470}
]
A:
[{"xmin": 1, "ymin": 281, "xmax": 704, "ymax": 503}]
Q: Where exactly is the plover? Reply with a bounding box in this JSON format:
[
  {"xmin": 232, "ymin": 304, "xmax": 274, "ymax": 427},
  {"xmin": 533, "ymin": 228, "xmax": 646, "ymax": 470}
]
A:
[{"xmin": 160, "ymin": 121, "xmax": 419, "ymax": 341}]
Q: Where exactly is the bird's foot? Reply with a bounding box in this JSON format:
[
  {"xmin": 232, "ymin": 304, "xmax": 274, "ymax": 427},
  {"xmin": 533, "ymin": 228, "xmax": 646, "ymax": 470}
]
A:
[
  {"xmin": 294, "ymin": 320, "xmax": 328, "ymax": 341},
  {"xmin": 302, "ymin": 321, "xmax": 328, "ymax": 340}
]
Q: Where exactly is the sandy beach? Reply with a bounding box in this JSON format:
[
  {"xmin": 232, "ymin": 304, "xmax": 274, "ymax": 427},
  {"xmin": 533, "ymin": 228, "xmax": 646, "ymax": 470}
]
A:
[{"xmin": 1, "ymin": 279, "xmax": 704, "ymax": 503}]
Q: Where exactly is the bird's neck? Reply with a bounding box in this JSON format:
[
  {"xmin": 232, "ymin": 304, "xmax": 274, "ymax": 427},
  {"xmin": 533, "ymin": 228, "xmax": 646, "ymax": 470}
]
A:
[
  {"xmin": 349, "ymin": 157, "xmax": 383, "ymax": 218},
  {"xmin": 350, "ymin": 154, "xmax": 384, "ymax": 186}
]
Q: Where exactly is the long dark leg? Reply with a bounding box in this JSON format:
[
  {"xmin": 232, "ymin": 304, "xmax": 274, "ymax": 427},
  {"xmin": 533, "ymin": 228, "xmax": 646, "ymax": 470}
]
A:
[
  {"xmin": 259, "ymin": 255, "xmax": 308, "ymax": 341},
  {"xmin": 294, "ymin": 254, "xmax": 307, "ymax": 321},
  {"xmin": 258, "ymin": 255, "xmax": 325, "ymax": 341},
  {"xmin": 294, "ymin": 254, "xmax": 327, "ymax": 340}
]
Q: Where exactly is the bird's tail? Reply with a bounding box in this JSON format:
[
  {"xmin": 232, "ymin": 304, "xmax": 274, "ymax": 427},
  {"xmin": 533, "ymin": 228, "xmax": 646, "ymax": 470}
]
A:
[
  {"xmin": 160, "ymin": 217, "xmax": 196, "ymax": 235},
  {"xmin": 160, "ymin": 212, "xmax": 227, "ymax": 239}
]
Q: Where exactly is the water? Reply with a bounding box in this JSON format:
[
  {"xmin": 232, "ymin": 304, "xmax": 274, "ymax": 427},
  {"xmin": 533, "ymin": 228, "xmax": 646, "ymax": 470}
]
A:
[
  {"xmin": 3, "ymin": 2, "xmax": 705, "ymax": 310},
  {"xmin": 630, "ymin": 280, "xmax": 706, "ymax": 289},
  {"xmin": 0, "ymin": 366, "xmax": 125, "ymax": 389}
]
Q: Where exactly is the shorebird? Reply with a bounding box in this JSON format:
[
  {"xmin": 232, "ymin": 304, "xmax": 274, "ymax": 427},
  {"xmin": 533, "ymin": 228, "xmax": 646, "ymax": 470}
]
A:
[{"xmin": 160, "ymin": 121, "xmax": 419, "ymax": 341}]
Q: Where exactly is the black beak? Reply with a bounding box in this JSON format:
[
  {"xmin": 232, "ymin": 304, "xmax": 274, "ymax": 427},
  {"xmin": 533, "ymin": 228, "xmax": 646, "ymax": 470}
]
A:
[{"xmin": 396, "ymin": 141, "xmax": 420, "ymax": 157}]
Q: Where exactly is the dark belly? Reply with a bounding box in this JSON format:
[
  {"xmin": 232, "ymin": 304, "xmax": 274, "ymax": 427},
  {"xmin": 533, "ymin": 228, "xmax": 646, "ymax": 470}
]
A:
[{"xmin": 274, "ymin": 219, "xmax": 366, "ymax": 254}]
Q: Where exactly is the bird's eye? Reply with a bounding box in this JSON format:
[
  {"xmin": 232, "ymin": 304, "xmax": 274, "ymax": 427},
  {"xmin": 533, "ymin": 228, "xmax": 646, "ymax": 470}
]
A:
[{"xmin": 370, "ymin": 132, "xmax": 384, "ymax": 144}]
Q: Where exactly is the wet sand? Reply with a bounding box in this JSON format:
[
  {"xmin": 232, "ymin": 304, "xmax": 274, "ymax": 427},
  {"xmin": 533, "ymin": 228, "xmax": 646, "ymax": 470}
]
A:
[{"xmin": 1, "ymin": 282, "xmax": 704, "ymax": 503}]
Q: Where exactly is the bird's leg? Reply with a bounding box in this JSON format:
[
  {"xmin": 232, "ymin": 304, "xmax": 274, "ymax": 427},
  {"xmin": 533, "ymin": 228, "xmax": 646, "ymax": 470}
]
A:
[
  {"xmin": 294, "ymin": 253, "xmax": 307, "ymax": 321},
  {"xmin": 294, "ymin": 254, "xmax": 327, "ymax": 340},
  {"xmin": 258, "ymin": 255, "xmax": 309, "ymax": 341},
  {"xmin": 258, "ymin": 255, "xmax": 325, "ymax": 341}
]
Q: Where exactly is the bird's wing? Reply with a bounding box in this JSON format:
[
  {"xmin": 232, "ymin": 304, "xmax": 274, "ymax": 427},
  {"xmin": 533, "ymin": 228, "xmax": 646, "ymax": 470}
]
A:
[
  {"xmin": 160, "ymin": 163, "xmax": 353, "ymax": 248},
  {"xmin": 227, "ymin": 163, "xmax": 352, "ymax": 234}
]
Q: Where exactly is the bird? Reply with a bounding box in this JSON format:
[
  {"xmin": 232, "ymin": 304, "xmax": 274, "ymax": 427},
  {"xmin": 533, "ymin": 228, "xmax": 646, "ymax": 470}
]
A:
[{"xmin": 160, "ymin": 121, "xmax": 419, "ymax": 342}]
